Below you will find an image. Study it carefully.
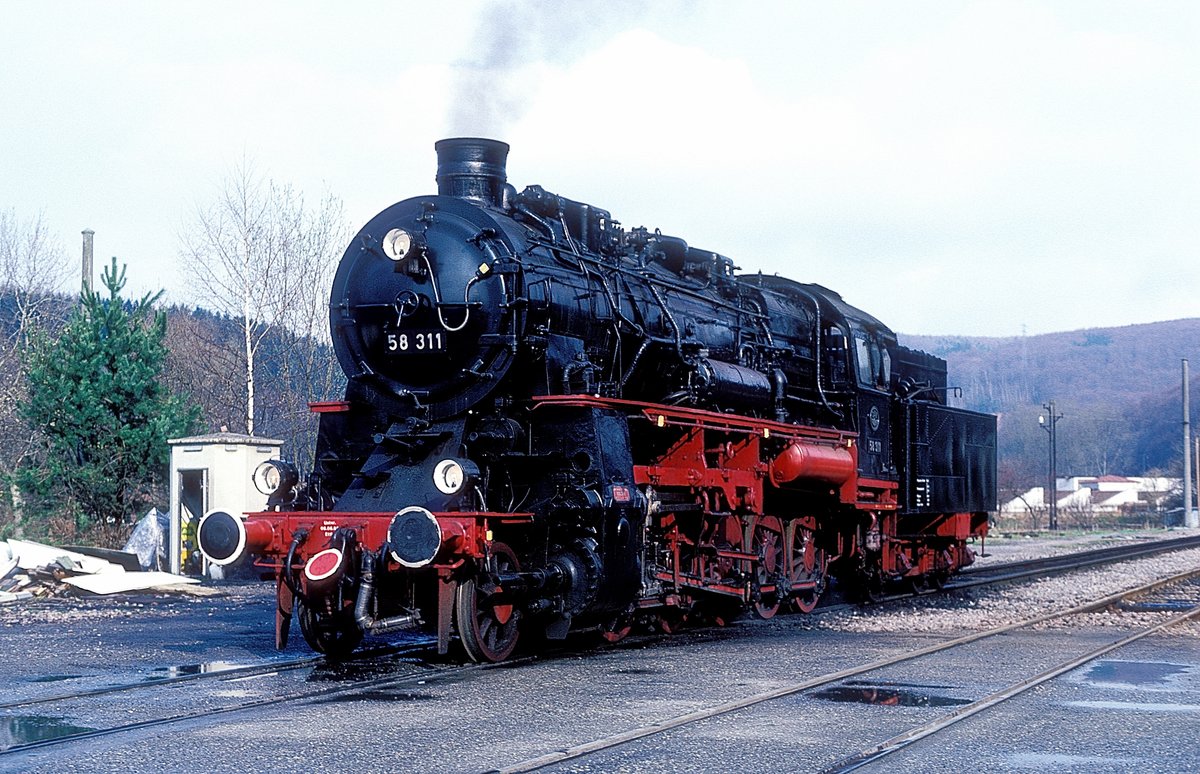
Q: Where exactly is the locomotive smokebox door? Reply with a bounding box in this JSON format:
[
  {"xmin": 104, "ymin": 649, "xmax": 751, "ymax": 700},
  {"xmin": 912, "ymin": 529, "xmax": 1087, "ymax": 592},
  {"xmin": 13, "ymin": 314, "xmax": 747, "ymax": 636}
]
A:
[{"xmin": 329, "ymin": 195, "xmax": 525, "ymax": 420}]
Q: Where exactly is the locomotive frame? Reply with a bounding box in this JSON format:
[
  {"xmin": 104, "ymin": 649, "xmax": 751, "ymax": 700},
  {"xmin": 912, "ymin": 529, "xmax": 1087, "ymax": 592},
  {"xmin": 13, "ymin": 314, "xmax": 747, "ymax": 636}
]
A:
[{"xmin": 198, "ymin": 138, "xmax": 996, "ymax": 662}]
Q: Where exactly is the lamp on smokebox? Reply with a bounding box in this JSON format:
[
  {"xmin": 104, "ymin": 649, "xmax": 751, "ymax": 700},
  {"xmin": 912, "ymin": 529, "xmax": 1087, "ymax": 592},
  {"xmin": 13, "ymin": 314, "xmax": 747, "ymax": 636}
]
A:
[{"xmin": 382, "ymin": 227, "xmax": 425, "ymax": 277}]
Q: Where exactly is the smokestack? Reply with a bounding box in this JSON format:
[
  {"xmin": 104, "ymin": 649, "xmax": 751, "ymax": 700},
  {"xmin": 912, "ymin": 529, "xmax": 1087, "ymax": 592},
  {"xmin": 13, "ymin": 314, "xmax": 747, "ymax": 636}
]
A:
[
  {"xmin": 435, "ymin": 138, "xmax": 509, "ymax": 206},
  {"xmin": 81, "ymin": 229, "xmax": 94, "ymax": 295}
]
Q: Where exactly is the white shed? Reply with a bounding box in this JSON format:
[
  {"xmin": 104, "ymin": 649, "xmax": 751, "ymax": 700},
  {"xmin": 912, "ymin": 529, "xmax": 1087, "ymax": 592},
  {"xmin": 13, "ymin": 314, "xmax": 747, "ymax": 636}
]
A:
[{"xmin": 168, "ymin": 432, "xmax": 283, "ymax": 575}]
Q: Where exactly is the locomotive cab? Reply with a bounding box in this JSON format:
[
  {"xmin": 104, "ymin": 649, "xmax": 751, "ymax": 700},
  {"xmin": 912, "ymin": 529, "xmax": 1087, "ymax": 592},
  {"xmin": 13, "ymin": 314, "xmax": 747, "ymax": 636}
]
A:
[{"xmin": 850, "ymin": 325, "xmax": 896, "ymax": 480}]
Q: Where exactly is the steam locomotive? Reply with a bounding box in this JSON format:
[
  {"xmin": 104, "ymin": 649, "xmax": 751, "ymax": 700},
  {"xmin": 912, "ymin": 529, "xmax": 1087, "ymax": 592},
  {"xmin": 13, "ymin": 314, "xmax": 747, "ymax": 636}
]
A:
[{"xmin": 198, "ymin": 138, "xmax": 996, "ymax": 662}]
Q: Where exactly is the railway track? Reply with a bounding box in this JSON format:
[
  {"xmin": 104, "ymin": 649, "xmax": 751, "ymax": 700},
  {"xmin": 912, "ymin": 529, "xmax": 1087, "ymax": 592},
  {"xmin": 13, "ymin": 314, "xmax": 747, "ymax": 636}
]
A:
[
  {"xmin": 953, "ymin": 533, "xmax": 1200, "ymax": 588},
  {"xmin": 0, "ymin": 638, "xmax": 462, "ymax": 756},
  {"xmin": 0, "ymin": 653, "xmax": 325, "ymax": 712},
  {"xmin": 811, "ymin": 532, "xmax": 1200, "ymax": 613},
  {"xmin": 488, "ymin": 566, "xmax": 1200, "ymax": 773},
  {"xmin": 3, "ymin": 535, "xmax": 1196, "ymax": 763}
]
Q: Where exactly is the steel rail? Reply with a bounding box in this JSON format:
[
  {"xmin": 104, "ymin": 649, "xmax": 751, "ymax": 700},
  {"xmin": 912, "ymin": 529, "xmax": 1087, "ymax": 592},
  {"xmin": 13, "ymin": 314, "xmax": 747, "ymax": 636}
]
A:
[
  {"xmin": 0, "ymin": 654, "xmax": 322, "ymax": 712},
  {"xmin": 5, "ymin": 539, "xmax": 1197, "ymax": 759},
  {"xmin": 0, "ymin": 641, "xmax": 424, "ymax": 712},
  {"xmin": 808, "ymin": 532, "xmax": 1200, "ymax": 615},
  {"xmin": 822, "ymin": 599, "xmax": 1200, "ymax": 773},
  {"xmin": 486, "ymin": 567, "xmax": 1200, "ymax": 773},
  {"xmin": 0, "ymin": 642, "xmax": 510, "ymax": 757},
  {"xmin": 954, "ymin": 533, "xmax": 1200, "ymax": 587}
]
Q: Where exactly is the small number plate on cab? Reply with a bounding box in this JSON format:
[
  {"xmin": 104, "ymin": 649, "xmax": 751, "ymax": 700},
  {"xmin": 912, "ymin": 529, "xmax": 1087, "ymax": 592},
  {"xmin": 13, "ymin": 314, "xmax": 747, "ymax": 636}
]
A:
[{"xmin": 386, "ymin": 331, "xmax": 447, "ymax": 353}]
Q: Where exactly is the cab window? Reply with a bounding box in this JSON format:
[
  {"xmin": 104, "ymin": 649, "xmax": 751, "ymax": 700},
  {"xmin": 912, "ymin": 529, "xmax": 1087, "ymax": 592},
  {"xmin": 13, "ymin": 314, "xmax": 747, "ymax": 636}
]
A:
[
  {"xmin": 854, "ymin": 335, "xmax": 872, "ymax": 386},
  {"xmin": 854, "ymin": 333, "xmax": 890, "ymax": 390},
  {"xmin": 824, "ymin": 326, "xmax": 849, "ymax": 386}
]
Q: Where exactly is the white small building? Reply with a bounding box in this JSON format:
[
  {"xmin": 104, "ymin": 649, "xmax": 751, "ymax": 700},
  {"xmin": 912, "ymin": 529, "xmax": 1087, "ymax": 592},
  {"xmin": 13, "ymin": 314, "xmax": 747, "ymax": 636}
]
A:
[
  {"xmin": 1000, "ymin": 475, "xmax": 1178, "ymax": 519},
  {"xmin": 167, "ymin": 433, "xmax": 283, "ymax": 575}
]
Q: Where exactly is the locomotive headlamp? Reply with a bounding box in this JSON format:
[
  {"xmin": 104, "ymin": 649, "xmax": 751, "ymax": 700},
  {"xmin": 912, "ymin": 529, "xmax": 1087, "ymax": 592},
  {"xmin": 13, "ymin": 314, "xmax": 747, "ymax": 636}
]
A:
[
  {"xmin": 252, "ymin": 459, "xmax": 298, "ymax": 498},
  {"xmin": 382, "ymin": 228, "xmax": 415, "ymax": 262},
  {"xmin": 432, "ymin": 458, "xmax": 479, "ymax": 495}
]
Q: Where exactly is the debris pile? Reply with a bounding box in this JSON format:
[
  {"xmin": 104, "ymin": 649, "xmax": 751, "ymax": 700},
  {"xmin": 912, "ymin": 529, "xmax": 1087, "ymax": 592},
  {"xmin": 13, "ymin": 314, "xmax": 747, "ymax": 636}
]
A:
[{"xmin": 0, "ymin": 538, "xmax": 198, "ymax": 604}]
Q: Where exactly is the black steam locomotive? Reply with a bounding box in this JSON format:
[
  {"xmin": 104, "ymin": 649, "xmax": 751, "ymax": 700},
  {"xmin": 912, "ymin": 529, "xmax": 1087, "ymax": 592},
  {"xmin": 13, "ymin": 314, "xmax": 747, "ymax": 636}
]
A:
[{"xmin": 198, "ymin": 138, "xmax": 996, "ymax": 661}]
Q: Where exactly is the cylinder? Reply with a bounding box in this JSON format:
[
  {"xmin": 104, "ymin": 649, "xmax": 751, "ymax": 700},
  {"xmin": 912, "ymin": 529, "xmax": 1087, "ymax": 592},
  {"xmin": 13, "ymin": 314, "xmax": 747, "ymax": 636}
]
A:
[
  {"xmin": 435, "ymin": 137, "xmax": 510, "ymax": 206},
  {"xmin": 769, "ymin": 442, "xmax": 855, "ymax": 486}
]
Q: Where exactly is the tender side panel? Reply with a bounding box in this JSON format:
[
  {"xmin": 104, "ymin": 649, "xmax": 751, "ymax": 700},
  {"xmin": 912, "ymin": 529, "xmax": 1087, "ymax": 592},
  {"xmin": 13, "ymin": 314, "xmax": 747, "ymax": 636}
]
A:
[{"xmin": 900, "ymin": 402, "xmax": 997, "ymax": 514}]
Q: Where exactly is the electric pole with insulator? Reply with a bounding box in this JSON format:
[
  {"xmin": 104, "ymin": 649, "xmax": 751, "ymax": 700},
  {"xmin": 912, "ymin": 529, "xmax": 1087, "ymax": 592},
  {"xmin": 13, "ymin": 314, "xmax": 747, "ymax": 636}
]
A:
[
  {"xmin": 1185, "ymin": 360, "xmax": 1197, "ymax": 528},
  {"xmin": 1040, "ymin": 402, "xmax": 1063, "ymax": 531}
]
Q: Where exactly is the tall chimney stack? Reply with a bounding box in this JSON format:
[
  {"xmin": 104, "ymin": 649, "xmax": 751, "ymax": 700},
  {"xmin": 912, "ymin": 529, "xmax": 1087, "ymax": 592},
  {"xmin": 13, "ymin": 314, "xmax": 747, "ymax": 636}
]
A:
[
  {"xmin": 435, "ymin": 138, "xmax": 510, "ymax": 207},
  {"xmin": 81, "ymin": 229, "xmax": 94, "ymax": 295}
]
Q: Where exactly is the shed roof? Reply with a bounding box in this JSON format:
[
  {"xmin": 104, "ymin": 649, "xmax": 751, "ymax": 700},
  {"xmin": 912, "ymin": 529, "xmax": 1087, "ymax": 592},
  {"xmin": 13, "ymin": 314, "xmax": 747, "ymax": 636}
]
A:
[{"xmin": 168, "ymin": 432, "xmax": 284, "ymax": 446}]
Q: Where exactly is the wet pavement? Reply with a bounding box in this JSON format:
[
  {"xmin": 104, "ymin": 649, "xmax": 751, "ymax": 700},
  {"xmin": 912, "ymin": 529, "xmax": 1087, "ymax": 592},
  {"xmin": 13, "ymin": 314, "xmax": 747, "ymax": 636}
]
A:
[{"xmin": 0, "ymin": 577, "xmax": 1197, "ymax": 772}]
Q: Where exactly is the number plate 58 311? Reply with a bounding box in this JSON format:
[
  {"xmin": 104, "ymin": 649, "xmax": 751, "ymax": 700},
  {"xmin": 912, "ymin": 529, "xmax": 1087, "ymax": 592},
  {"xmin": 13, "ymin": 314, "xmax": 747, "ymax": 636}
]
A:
[{"xmin": 386, "ymin": 331, "xmax": 447, "ymax": 353}]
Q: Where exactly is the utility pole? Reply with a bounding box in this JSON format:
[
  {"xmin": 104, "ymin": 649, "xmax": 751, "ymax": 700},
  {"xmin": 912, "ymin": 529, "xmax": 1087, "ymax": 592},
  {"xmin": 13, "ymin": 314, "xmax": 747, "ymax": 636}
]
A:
[
  {"xmin": 1185, "ymin": 360, "xmax": 1197, "ymax": 528},
  {"xmin": 1040, "ymin": 402, "xmax": 1063, "ymax": 531}
]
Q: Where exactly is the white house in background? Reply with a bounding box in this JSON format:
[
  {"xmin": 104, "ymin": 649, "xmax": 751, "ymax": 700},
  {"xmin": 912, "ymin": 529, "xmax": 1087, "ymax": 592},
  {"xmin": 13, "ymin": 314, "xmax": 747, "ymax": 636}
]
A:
[{"xmin": 1000, "ymin": 475, "xmax": 1177, "ymax": 516}]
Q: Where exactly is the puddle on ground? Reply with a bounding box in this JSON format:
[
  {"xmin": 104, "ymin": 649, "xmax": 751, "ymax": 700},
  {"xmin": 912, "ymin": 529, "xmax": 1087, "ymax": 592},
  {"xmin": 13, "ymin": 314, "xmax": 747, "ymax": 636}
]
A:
[
  {"xmin": 1119, "ymin": 600, "xmax": 1197, "ymax": 613},
  {"xmin": 611, "ymin": 667, "xmax": 666, "ymax": 676},
  {"xmin": 28, "ymin": 674, "xmax": 85, "ymax": 683},
  {"xmin": 845, "ymin": 679, "xmax": 956, "ymax": 690},
  {"xmin": 1065, "ymin": 700, "xmax": 1200, "ymax": 714},
  {"xmin": 0, "ymin": 715, "xmax": 95, "ymax": 750},
  {"xmin": 812, "ymin": 684, "xmax": 971, "ymax": 707},
  {"xmin": 309, "ymin": 660, "xmax": 414, "ymax": 682},
  {"xmin": 315, "ymin": 688, "xmax": 436, "ymax": 703},
  {"xmin": 1008, "ymin": 752, "xmax": 1142, "ymax": 768},
  {"xmin": 143, "ymin": 660, "xmax": 245, "ymax": 680},
  {"xmin": 1083, "ymin": 660, "xmax": 1190, "ymax": 688}
]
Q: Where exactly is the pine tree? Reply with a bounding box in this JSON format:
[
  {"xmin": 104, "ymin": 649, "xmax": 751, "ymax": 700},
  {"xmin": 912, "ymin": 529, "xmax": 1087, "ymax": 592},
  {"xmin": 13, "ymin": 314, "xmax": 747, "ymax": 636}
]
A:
[{"xmin": 15, "ymin": 258, "xmax": 199, "ymax": 542}]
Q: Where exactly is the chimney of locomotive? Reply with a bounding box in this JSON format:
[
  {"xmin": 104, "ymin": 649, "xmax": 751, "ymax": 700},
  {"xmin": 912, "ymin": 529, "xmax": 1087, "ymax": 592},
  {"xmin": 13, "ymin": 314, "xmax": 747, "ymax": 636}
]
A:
[{"xmin": 435, "ymin": 137, "xmax": 510, "ymax": 207}]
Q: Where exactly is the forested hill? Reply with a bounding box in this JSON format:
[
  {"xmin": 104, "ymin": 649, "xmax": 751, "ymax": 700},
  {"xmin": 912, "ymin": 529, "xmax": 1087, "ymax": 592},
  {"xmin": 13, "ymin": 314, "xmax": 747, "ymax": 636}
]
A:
[
  {"xmin": 4, "ymin": 285, "xmax": 1196, "ymax": 489},
  {"xmin": 900, "ymin": 318, "xmax": 1200, "ymax": 482}
]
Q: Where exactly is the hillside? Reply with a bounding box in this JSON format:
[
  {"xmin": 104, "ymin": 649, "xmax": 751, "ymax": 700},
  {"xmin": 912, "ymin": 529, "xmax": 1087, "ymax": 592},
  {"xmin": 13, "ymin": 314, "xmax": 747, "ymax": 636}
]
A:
[
  {"xmin": 901, "ymin": 318, "xmax": 1200, "ymax": 483},
  {"xmin": 4, "ymin": 286, "xmax": 1195, "ymax": 492}
]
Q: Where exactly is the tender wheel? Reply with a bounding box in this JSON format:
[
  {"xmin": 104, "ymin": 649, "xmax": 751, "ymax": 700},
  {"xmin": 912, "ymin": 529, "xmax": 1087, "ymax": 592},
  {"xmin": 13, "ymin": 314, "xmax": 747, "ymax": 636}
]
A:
[
  {"xmin": 655, "ymin": 608, "xmax": 686, "ymax": 634},
  {"xmin": 747, "ymin": 515, "xmax": 784, "ymax": 619},
  {"xmin": 787, "ymin": 519, "xmax": 827, "ymax": 613},
  {"xmin": 599, "ymin": 613, "xmax": 634, "ymax": 644},
  {"xmin": 297, "ymin": 602, "xmax": 363, "ymax": 659},
  {"xmin": 910, "ymin": 572, "xmax": 946, "ymax": 595},
  {"xmin": 456, "ymin": 542, "xmax": 521, "ymax": 663},
  {"xmin": 856, "ymin": 555, "xmax": 887, "ymax": 604}
]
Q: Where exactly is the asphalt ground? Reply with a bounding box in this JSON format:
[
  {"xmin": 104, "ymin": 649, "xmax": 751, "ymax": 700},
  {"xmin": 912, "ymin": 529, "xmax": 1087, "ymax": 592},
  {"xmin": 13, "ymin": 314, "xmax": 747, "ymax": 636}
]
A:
[{"xmin": 2, "ymin": 537, "xmax": 1198, "ymax": 773}]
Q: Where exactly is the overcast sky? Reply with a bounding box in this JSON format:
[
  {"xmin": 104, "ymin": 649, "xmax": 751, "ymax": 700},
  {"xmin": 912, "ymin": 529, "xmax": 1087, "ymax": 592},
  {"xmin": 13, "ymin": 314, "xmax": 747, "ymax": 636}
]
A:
[{"xmin": 2, "ymin": 0, "xmax": 1197, "ymax": 336}]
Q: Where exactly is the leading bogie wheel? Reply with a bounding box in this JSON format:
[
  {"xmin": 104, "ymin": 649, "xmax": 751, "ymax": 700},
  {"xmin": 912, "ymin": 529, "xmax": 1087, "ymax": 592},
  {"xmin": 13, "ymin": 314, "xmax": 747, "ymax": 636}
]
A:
[
  {"xmin": 297, "ymin": 602, "xmax": 364, "ymax": 659},
  {"xmin": 455, "ymin": 541, "xmax": 521, "ymax": 663}
]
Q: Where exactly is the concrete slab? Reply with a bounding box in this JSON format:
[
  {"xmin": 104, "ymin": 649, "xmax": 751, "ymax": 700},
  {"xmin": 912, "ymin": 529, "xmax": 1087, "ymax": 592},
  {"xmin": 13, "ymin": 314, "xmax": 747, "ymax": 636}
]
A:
[{"xmin": 61, "ymin": 571, "xmax": 200, "ymax": 595}]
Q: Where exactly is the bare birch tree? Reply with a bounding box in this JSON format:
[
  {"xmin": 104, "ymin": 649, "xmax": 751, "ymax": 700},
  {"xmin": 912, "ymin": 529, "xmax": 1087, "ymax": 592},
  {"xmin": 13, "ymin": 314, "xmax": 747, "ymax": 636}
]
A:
[
  {"xmin": 0, "ymin": 209, "xmax": 69, "ymax": 371},
  {"xmin": 0, "ymin": 208, "xmax": 70, "ymax": 535},
  {"xmin": 181, "ymin": 162, "xmax": 348, "ymax": 452}
]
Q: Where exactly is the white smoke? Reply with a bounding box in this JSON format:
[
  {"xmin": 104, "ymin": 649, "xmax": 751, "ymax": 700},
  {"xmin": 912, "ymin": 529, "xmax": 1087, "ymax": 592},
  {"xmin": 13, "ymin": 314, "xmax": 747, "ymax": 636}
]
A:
[{"xmin": 447, "ymin": 0, "xmax": 663, "ymax": 137}]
